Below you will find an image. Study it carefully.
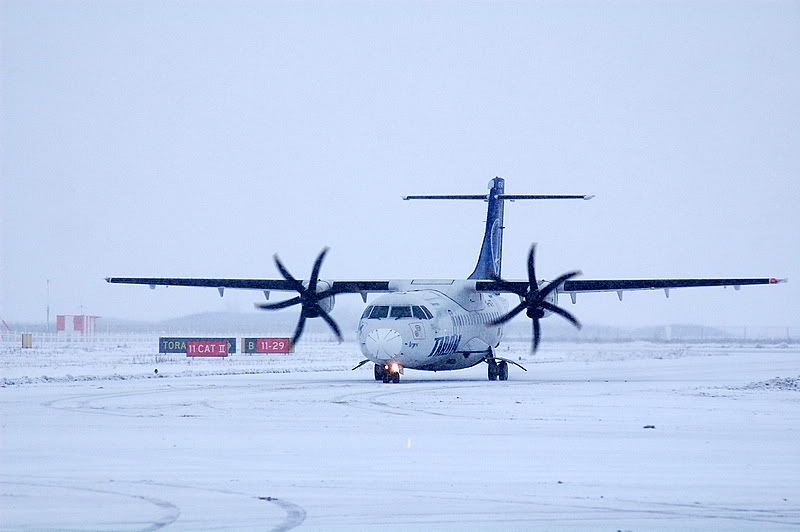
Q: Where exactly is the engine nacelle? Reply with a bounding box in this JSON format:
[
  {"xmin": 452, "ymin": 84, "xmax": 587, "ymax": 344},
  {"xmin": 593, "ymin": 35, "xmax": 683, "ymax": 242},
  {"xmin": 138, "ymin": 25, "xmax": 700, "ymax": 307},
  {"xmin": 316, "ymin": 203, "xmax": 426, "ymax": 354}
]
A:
[
  {"xmin": 302, "ymin": 280, "xmax": 335, "ymax": 314},
  {"xmin": 535, "ymin": 283, "xmax": 559, "ymax": 318}
]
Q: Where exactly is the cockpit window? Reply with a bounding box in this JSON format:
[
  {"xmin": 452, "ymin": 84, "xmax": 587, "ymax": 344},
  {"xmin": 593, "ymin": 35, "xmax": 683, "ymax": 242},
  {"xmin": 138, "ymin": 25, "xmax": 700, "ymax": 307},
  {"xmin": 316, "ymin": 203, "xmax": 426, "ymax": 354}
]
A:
[
  {"xmin": 361, "ymin": 305, "xmax": 374, "ymax": 319},
  {"xmin": 421, "ymin": 306, "xmax": 434, "ymax": 319},
  {"xmin": 411, "ymin": 306, "xmax": 428, "ymax": 320},
  {"xmin": 369, "ymin": 306, "xmax": 389, "ymax": 319},
  {"xmin": 390, "ymin": 306, "xmax": 412, "ymax": 319}
]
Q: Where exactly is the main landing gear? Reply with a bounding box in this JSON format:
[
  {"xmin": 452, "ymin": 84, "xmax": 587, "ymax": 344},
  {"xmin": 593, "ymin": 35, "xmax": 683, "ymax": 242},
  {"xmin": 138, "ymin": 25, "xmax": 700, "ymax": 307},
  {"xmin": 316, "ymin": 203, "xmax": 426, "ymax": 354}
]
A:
[
  {"xmin": 485, "ymin": 353, "xmax": 525, "ymax": 381},
  {"xmin": 487, "ymin": 359, "xmax": 509, "ymax": 381},
  {"xmin": 374, "ymin": 363, "xmax": 401, "ymax": 384}
]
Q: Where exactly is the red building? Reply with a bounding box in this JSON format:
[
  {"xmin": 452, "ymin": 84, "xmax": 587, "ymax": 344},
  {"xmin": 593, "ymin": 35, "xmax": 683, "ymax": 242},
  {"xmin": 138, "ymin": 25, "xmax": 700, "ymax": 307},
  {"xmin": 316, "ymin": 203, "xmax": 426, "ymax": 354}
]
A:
[{"xmin": 56, "ymin": 314, "xmax": 100, "ymax": 336}]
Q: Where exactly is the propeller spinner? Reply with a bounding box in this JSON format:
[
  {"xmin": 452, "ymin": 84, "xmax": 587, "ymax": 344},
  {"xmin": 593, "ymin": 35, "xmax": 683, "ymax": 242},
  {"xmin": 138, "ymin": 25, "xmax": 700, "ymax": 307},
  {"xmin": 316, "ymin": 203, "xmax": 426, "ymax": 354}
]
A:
[
  {"xmin": 488, "ymin": 244, "xmax": 583, "ymax": 352},
  {"xmin": 255, "ymin": 247, "xmax": 345, "ymax": 346}
]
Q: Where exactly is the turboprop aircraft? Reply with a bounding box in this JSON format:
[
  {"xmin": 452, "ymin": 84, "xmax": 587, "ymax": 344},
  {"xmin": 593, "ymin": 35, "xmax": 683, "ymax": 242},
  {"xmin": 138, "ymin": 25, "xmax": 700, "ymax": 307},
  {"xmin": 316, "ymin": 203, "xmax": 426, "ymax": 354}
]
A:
[{"xmin": 107, "ymin": 177, "xmax": 785, "ymax": 383}]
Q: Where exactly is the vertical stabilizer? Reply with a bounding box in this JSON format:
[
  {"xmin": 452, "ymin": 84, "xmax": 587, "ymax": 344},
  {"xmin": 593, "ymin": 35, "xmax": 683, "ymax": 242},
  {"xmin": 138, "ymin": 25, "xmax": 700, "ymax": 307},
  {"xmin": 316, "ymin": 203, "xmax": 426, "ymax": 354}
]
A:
[
  {"xmin": 403, "ymin": 177, "xmax": 592, "ymax": 280},
  {"xmin": 468, "ymin": 178, "xmax": 505, "ymax": 280}
]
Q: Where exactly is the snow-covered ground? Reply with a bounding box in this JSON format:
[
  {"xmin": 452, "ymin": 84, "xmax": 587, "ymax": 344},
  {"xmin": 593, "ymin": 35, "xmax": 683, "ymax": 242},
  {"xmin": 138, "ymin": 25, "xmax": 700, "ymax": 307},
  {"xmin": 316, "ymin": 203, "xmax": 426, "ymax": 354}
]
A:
[{"xmin": 2, "ymin": 339, "xmax": 799, "ymax": 530}]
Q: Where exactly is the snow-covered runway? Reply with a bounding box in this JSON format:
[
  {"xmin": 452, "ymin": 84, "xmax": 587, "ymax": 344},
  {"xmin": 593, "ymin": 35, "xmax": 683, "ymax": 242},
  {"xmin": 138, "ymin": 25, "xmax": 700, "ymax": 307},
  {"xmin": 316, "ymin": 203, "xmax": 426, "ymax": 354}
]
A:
[{"xmin": 2, "ymin": 342, "xmax": 799, "ymax": 530}]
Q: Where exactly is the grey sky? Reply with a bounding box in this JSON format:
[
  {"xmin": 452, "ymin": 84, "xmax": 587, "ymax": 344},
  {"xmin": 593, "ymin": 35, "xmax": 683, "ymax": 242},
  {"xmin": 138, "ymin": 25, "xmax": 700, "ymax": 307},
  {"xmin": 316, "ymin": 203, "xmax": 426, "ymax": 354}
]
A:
[{"xmin": 2, "ymin": 1, "xmax": 798, "ymax": 327}]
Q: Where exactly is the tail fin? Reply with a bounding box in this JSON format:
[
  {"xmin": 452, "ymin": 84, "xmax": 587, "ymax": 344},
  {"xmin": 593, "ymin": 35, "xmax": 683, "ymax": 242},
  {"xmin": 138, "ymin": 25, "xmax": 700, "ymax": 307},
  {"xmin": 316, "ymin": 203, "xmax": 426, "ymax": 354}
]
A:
[
  {"xmin": 403, "ymin": 177, "xmax": 593, "ymax": 280},
  {"xmin": 469, "ymin": 177, "xmax": 505, "ymax": 279}
]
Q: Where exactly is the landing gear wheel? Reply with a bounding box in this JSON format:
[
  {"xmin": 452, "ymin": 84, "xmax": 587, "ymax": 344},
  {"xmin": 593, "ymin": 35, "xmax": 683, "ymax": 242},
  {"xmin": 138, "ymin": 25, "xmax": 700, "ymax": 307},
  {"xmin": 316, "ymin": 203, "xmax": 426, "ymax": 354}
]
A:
[
  {"xmin": 382, "ymin": 370, "xmax": 391, "ymax": 383},
  {"xmin": 374, "ymin": 363, "xmax": 385, "ymax": 381},
  {"xmin": 487, "ymin": 360, "xmax": 499, "ymax": 381},
  {"xmin": 392, "ymin": 372, "xmax": 400, "ymax": 384},
  {"xmin": 498, "ymin": 361, "xmax": 509, "ymax": 381}
]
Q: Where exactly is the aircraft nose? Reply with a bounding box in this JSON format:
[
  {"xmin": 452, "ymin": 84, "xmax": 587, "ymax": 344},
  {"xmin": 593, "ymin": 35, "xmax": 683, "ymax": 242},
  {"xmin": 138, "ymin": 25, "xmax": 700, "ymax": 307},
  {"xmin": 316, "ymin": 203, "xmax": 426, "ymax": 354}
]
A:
[{"xmin": 364, "ymin": 328, "xmax": 403, "ymax": 358}]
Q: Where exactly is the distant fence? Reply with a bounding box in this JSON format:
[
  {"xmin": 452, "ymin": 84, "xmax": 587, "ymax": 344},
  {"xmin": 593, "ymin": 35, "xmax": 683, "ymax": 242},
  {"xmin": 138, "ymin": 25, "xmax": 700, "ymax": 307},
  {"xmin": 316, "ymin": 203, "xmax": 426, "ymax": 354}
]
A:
[
  {"xmin": 505, "ymin": 326, "xmax": 800, "ymax": 343},
  {"xmin": 2, "ymin": 327, "xmax": 799, "ymax": 348},
  {"xmin": 0, "ymin": 332, "xmax": 343, "ymax": 347}
]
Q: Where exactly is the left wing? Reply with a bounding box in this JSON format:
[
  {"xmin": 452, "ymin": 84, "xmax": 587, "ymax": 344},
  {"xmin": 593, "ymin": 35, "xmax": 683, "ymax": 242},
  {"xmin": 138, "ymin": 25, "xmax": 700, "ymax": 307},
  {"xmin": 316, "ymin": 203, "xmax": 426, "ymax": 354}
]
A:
[
  {"xmin": 476, "ymin": 277, "xmax": 785, "ymax": 299},
  {"xmin": 560, "ymin": 277, "xmax": 785, "ymax": 293}
]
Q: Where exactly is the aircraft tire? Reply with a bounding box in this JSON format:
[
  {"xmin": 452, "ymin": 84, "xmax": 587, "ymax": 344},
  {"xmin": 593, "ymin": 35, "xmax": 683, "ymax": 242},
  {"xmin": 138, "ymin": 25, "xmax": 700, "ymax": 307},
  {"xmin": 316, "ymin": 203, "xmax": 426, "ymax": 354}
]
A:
[
  {"xmin": 382, "ymin": 372, "xmax": 391, "ymax": 383},
  {"xmin": 487, "ymin": 361, "xmax": 498, "ymax": 381},
  {"xmin": 374, "ymin": 364, "xmax": 384, "ymax": 381},
  {"xmin": 392, "ymin": 372, "xmax": 400, "ymax": 384},
  {"xmin": 498, "ymin": 361, "xmax": 509, "ymax": 381}
]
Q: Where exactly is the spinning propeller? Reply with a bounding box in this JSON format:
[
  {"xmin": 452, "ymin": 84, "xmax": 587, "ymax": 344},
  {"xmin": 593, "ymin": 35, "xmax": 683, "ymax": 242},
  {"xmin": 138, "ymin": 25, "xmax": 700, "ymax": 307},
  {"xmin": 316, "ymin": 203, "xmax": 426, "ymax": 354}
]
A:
[
  {"xmin": 488, "ymin": 244, "xmax": 583, "ymax": 352},
  {"xmin": 255, "ymin": 248, "xmax": 344, "ymax": 345}
]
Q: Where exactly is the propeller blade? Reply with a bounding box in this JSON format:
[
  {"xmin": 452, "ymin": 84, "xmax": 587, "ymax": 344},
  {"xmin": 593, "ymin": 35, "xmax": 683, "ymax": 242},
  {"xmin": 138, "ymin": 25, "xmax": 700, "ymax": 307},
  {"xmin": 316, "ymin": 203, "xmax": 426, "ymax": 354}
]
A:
[
  {"xmin": 527, "ymin": 244, "xmax": 539, "ymax": 295},
  {"xmin": 532, "ymin": 318, "xmax": 541, "ymax": 353},
  {"xmin": 488, "ymin": 272, "xmax": 527, "ymax": 295},
  {"xmin": 318, "ymin": 308, "xmax": 343, "ymax": 342},
  {"xmin": 255, "ymin": 296, "xmax": 301, "ymax": 310},
  {"xmin": 307, "ymin": 247, "xmax": 329, "ymax": 294},
  {"xmin": 273, "ymin": 254, "xmax": 304, "ymax": 291},
  {"xmin": 540, "ymin": 301, "xmax": 582, "ymax": 329},
  {"xmin": 291, "ymin": 315, "xmax": 307, "ymax": 346},
  {"xmin": 537, "ymin": 270, "xmax": 582, "ymax": 300},
  {"xmin": 488, "ymin": 300, "xmax": 528, "ymax": 326}
]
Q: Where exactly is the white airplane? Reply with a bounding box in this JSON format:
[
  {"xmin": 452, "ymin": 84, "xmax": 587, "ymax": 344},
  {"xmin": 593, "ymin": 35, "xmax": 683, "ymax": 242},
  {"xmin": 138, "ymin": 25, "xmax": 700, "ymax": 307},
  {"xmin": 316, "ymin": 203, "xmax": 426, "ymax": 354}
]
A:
[{"xmin": 107, "ymin": 177, "xmax": 785, "ymax": 383}]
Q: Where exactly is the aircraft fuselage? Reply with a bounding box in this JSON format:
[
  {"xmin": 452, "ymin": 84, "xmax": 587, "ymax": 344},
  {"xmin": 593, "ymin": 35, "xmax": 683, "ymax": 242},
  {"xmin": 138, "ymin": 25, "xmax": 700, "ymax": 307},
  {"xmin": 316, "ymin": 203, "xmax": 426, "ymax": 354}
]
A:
[{"xmin": 356, "ymin": 280, "xmax": 555, "ymax": 371}]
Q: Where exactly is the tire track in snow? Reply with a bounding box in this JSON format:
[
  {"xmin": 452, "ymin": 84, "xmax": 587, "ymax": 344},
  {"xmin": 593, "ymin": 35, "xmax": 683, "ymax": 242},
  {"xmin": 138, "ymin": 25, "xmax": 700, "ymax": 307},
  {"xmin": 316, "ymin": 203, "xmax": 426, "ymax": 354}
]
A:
[
  {"xmin": 330, "ymin": 380, "xmax": 542, "ymax": 419},
  {"xmin": 0, "ymin": 480, "xmax": 181, "ymax": 530},
  {"xmin": 130, "ymin": 480, "xmax": 306, "ymax": 531}
]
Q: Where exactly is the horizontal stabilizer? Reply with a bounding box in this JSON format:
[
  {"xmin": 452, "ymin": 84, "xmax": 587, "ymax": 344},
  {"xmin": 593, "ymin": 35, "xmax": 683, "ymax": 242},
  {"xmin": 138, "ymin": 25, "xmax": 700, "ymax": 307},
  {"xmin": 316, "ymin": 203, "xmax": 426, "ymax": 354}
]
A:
[
  {"xmin": 403, "ymin": 194, "xmax": 593, "ymax": 201},
  {"xmin": 403, "ymin": 194, "xmax": 488, "ymax": 200},
  {"xmin": 498, "ymin": 194, "xmax": 594, "ymax": 201}
]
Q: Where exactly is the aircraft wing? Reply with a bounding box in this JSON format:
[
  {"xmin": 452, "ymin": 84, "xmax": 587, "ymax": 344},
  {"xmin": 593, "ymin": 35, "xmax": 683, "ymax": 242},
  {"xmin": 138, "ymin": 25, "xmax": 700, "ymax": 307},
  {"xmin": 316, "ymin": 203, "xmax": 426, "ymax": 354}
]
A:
[
  {"xmin": 105, "ymin": 277, "xmax": 392, "ymax": 294},
  {"xmin": 475, "ymin": 277, "xmax": 785, "ymax": 298},
  {"xmin": 560, "ymin": 277, "xmax": 784, "ymax": 294}
]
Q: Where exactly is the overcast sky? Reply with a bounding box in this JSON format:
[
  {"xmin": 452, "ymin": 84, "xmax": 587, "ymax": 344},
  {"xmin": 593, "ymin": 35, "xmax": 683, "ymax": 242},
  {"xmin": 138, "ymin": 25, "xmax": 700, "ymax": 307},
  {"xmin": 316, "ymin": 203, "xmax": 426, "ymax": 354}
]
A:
[{"xmin": 2, "ymin": 0, "xmax": 798, "ymax": 328}]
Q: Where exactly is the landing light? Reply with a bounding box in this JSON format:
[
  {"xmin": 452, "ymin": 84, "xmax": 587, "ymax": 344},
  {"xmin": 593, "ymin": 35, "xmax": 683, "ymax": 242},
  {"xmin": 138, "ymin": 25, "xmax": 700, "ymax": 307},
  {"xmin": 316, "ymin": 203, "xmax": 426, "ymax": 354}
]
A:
[{"xmin": 390, "ymin": 362, "xmax": 401, "ymax": 374}]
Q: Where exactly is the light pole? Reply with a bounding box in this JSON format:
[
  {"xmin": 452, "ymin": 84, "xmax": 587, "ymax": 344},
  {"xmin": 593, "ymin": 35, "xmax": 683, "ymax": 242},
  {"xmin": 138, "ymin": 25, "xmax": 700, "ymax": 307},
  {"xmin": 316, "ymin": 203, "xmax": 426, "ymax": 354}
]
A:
[{"xmin": 46, "ymin": 279, "xmax": 51, "ymax": 333}]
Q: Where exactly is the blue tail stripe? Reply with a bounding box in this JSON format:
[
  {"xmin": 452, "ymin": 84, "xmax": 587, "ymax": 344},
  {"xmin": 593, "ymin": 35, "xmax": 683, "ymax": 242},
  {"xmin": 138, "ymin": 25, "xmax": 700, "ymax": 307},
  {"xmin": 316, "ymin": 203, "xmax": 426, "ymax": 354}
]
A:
[{"xmin": 468, "ymin": 177, "xmax": 505, "ymax": 280}]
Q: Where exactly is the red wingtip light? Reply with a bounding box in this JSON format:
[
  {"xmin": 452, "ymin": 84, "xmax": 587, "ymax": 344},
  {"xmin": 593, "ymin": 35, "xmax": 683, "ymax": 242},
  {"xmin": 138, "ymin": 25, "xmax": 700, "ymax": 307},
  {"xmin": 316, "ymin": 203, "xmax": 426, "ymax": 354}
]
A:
[{"xmin": 770, "ymin": 277, "xmax": 778, "ymax": 284}]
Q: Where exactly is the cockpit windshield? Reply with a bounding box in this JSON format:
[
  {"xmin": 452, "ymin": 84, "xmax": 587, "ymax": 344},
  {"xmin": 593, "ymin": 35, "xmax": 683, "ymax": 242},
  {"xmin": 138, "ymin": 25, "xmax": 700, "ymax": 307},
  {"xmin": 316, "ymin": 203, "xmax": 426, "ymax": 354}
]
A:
[
  {"xmin": 412, "ymin": 306, "xmax": 429, "ymax": 319},
  {"xmin": 363, "ymin": 304, "xmax": 432, "ymax": 320},
  {"xmin": 368, "ymin": 306, "xmax": 389, "ymax": 319},
  {"xmin": 389, "ymin": 306, "xmax": 412, "ymax": 319}
]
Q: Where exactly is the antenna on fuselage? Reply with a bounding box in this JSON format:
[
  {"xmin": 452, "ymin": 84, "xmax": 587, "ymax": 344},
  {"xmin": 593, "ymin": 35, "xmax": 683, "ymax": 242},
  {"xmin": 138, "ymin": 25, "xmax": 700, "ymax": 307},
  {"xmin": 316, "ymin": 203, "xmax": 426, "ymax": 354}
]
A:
[{"xmin": 403, "ymin": 177, "xmax": 593, "ymax": 280}]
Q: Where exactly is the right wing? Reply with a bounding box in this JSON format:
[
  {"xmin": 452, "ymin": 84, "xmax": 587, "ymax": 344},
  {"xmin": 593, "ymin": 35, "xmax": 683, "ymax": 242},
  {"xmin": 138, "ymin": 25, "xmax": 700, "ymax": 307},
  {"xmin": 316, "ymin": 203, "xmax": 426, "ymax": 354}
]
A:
[{"xmin": 105, "ymin": 277, "xmax": 392, "ymax": 294}]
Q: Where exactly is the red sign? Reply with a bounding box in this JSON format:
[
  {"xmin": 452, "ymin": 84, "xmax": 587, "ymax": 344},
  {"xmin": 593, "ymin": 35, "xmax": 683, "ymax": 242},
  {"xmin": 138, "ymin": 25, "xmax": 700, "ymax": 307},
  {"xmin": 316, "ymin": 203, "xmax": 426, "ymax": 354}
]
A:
[
  {"xmin": 259, "ymin": 338, "xmax": 292, "ymax": 353},
  {"xmin": 186, "ymin": 340, "xmax": 229, "ymax": 357},
  {"xmin": 242, "ymin": 338, "xmax": 293, "ymax": 353}
]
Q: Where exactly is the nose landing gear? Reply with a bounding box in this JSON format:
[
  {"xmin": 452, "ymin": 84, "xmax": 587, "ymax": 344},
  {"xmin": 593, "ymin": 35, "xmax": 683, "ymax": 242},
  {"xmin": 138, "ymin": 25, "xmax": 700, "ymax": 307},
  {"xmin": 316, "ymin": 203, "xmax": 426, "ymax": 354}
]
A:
[{"xmin": 375, "ymin": 363, "xmax": 401, "ymax": 383}]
